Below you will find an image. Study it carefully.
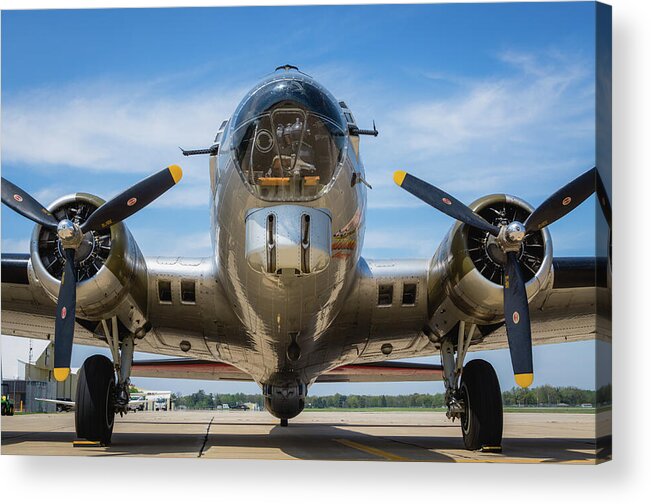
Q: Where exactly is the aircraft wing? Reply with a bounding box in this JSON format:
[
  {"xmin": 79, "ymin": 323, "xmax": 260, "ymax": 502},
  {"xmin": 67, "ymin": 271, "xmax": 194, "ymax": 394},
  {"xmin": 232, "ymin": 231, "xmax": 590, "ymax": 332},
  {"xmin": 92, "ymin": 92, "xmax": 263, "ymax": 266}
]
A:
[
  {"xmin": 132, "ymin": 359, "xmax": 254, "ymax": 381},
  {"xmin": 35, "ymin": 397, "xmax": 76, "ymax": 408},
  {"xmin": 335, "ymin": 256, "xmax": 602, "ymax": 364},
  {"xmin": 35, "ymin": 397, "xmax": 150, "ymax": 410},
  {"xmin": 314, "ymin": 361, "xmax": 443, "ymax": 382},
  {"xmin": 1, "ymin": 253, "xmax": 239, "ymax": 360},
  {"xmin": 469, "ymin": 257, "xmax": 606, "ymax": 352},
  {"xmin": 1, "ymin": 253, "xmax": 103, "ymax": 347},
  {"xmin": 131, "ymin": 359, "xmax": 444, "ymax": 383}
]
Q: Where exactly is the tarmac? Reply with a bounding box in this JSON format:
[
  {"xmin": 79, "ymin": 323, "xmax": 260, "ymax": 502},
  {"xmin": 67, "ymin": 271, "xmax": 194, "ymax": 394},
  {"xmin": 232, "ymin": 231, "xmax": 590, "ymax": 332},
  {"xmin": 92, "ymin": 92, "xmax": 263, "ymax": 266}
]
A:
[{"xmin": 0, "ymin": 410, "xmax": 609, "ymax": 463}]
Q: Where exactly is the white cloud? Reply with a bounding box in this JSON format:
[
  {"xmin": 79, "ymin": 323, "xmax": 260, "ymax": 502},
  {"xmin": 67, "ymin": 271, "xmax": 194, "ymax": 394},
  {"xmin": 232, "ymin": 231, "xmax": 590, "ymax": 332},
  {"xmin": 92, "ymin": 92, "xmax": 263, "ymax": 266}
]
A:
[
  {"xmin": 363, "ymin": 228, "xmax": 441, "ymax": 258},
  {"xmin": 148, "ymin": 182, "xmax": 210, "ymax": 210},
  {"xmin": 0, "ymin": 238, "xmax": 30, "ymax": 253},
  {"xmin": 129, "ymin": 229, "xmax": 213, "ymax": 257},
  {"xmin": 394, "ymin": 52, "xmax": 592, "ymax": 158},
  {"xmin": 2, "ymin": 80, "xmax": 245, "ymax": 174},
  {"xmin": 357, "ymin": 51, "xmax": 595, "ymax": 209},
  {"xmin": 1, "ymin": 335, "xmax": 50, "ymax": 380}
]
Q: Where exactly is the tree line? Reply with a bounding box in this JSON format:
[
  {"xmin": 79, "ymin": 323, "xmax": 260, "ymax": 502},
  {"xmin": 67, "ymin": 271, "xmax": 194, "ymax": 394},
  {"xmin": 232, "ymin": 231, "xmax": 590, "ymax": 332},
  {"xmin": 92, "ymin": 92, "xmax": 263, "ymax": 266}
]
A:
[
  {"xmin": 173, "ymin": 390, "xmax": 264, "ymax": 410},
  {"xmin": 172, "ymin": 384, "xmax": 611, "ymax": 410}
]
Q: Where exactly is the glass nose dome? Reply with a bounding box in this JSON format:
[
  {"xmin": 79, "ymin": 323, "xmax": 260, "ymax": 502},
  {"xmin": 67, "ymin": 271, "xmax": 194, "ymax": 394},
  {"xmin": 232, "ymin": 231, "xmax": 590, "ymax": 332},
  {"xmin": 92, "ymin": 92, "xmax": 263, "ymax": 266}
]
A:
[{"xmin": 228, "ymin": 75, "xmax": 347, "ymax": 201}]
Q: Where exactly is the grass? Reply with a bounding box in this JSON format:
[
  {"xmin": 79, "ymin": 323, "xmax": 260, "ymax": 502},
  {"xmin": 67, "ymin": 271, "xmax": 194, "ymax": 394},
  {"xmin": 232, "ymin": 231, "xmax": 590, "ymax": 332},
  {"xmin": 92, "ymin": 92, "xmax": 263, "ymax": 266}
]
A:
[
  {"xmin": 304, "ymin": 407, "xmax": 448, "ymax": 412},
  {"xmin": 304, "ymin": 406, "xmax": 597, "ymax": 414},
  {"xmin": 504, "ymin": 407, "xmax": 595, "ymax": 414},
  {"xmin": 8, "ymin": 411, "xmax": 49, "ymax": 415}
]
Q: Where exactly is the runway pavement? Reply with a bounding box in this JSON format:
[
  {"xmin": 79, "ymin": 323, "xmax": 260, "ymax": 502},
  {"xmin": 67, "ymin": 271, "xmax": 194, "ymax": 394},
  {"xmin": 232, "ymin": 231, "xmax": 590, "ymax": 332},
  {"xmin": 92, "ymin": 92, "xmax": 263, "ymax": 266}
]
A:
[{"xmin": 1, "ymin": 410, "xmax": 609, "ymax": 463}]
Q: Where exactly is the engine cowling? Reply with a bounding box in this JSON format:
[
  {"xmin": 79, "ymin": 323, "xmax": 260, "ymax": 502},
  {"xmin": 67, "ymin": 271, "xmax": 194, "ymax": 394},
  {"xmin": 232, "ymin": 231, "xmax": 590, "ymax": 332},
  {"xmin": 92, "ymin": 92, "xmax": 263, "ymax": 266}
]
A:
[
  {"xmin": 28, "ymin": 193, "xmax": 148, "ymax": 330},
  {"xmin": 427, "ymin": 194, "xmax": 554, "ymax": 337}
]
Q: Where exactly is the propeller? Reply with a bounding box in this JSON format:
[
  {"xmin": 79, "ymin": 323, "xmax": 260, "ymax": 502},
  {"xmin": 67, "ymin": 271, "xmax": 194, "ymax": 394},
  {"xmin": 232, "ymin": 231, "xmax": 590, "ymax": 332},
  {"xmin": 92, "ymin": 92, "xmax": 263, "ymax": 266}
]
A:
[
  {"xmin": 503, "ymin": 251, "xmax": 533, "ymax": 387},
  {"xmin": 394, "ymin": 167, "xmax": 596, "ymax": 388},
  {"xmin": 80, "ymin": 165, "xmax": 182, "ymax": 233},
  {"xmin": 393, "ymin": 171, "xmax": 500, "ymax": 236},
  {"xmin": 523, "ymin": 168, "xmax": 597, "ymax": 233},
  {"xmin": 53, "ymin": 248, "xmax": 77, "ymax": 381},
  {"xmin": 1, "ymin": 165, "xmax": 183, "ymax": 381},
  {"xmin": 1, "ymin": 177, "xmax": 59, "ymax": 229}
]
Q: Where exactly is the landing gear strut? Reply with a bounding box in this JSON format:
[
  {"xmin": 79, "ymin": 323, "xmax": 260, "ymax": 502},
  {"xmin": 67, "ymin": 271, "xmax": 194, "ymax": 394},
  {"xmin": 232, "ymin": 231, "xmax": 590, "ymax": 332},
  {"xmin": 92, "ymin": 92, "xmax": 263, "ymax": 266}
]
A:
[
  {"xmin": 440, "ymin": 322, "xmax": 503, "ymax": 451},
  {"xmin": 101, "ymin": 317, "xmax": 135, "ymax": 415},
  {"xmin": 75, "ymin": 316, "xmax": 137, "ymax": 444}
]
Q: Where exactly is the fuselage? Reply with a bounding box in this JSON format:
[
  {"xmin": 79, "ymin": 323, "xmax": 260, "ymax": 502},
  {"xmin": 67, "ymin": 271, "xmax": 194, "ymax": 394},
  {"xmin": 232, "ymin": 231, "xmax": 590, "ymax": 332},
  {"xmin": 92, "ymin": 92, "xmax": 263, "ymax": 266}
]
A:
[{"xmin": 209, "ymin": 70, "xmax": 367, "ymax": 401}]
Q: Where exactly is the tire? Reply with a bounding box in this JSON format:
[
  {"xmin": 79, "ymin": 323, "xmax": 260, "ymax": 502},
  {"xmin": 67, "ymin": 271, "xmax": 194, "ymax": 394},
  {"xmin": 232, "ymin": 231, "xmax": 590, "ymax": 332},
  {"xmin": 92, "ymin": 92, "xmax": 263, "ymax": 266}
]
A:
[
  {"xmin": 8, "ymin": 405, "xmax": 14, "ymax": 416},
  {"xmin": 280, "ymin": 418, "xmax": 289, "ymax": 427},
  {"xmin": 75, "ymin": 355, "xmax": 116, "ymax": 444},
  {"xmin": 1, "ymin": 404, "xmax": 5, "ymax": 416},
  {"xmin": 460, "ymin": 359, "xmax": 503, "ymax": 451}
]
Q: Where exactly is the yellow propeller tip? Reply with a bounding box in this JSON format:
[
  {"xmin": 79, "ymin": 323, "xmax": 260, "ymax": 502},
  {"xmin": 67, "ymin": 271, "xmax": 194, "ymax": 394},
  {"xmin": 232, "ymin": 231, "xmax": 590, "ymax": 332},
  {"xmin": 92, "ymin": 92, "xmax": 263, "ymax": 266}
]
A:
[
  {"xmin": 514, "ymin": 373, "xmax": 534, "ymax": 388},
  {"xmin": 393, "ymin": 170, "xmax": 407, "ymax": 186},
  {"xmin": 54, "ymin": 367, "xmax": 70, "ymax": 382},
  {"xmin": 168, "ymin": 164, "xmax": 183, "ymax": 184}
]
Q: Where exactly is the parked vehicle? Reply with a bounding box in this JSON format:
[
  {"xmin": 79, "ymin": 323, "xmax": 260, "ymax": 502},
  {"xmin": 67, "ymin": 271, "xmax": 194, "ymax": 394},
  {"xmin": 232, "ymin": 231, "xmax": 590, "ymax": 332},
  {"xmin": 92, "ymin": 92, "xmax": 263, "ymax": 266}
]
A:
[{"xmin": 1, "ymin": 384, "xmax": 15, "ymax": 416}]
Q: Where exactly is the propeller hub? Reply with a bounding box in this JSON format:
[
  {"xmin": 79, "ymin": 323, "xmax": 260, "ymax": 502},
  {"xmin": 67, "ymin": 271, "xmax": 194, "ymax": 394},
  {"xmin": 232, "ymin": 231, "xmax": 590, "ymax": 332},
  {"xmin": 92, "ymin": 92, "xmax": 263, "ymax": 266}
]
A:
[
  {"xmin": 497, "ymin": 221, "xmax": 526, "ymax": 253},
  {"xmin": 496, "ymin": 221, "xmax": 527, "ymax": 254},
  {"xmin": 56, "ymin": 219, "xmax": 83, "ymax": 249},
  {"xmin": 505, "ymin": 221, "xmax": 525, "ymax": 243},
  {"xmin": 484, "ymin": 233, "xmax": 506, "ymax": 265}
]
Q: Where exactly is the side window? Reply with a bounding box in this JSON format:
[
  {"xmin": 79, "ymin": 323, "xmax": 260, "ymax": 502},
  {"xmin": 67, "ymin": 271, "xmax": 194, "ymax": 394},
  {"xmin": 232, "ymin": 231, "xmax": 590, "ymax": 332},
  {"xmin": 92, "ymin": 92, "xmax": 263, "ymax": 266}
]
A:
[
  {"xmin": 181, "ymin": 280, "xmax": 196, "ymax": 304},
  {"xmin": 378, "ymin": 284, "xmax": 394, "ymax": 306},
  {"xmin": 402, "ymin": 283, "xmax": 417, "ymax": 306},
  {"xmin": 158, "ymin": 280, "xmax": 172, "ymax": 303}
]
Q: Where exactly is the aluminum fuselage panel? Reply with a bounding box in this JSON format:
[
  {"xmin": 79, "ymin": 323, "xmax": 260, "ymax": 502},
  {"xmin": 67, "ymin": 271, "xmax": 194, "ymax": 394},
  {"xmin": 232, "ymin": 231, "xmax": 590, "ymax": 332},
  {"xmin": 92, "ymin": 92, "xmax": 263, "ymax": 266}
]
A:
[{"xmin": 209, "ymin": 139, "xmax": 366, "ymax": 385}]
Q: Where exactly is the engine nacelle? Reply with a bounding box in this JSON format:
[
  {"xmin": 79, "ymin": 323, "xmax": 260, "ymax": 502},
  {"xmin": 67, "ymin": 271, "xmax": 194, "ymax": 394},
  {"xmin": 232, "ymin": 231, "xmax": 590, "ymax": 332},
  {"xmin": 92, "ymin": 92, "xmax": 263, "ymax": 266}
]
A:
[
  {"xmin": 427, "ymin": 194, "xmax": 554, "ymax": 337},
  {"xmin": 28, "ymin": 193, "xmax": 149, "ymax": 332}
]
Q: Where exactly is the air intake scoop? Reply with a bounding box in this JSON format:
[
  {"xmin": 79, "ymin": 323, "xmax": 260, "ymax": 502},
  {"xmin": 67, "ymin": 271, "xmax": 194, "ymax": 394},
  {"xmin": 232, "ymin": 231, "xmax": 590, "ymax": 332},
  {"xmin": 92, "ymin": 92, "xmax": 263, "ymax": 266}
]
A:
[{"xmin": 245, "ymin": 205, "xmax": 331, "ymax": 276}]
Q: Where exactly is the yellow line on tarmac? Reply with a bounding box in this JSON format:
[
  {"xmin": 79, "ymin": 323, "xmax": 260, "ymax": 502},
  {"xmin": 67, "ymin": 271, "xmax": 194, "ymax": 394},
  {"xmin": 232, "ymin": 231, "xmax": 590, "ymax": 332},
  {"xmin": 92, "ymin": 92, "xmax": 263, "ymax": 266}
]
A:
[
  {"xmin": 335, "ymin": 438, "xmax": 411, "ymax": 461},
  {"xmin": 452, "ymin": 457, "xmax": 591, "ymax": 464}
]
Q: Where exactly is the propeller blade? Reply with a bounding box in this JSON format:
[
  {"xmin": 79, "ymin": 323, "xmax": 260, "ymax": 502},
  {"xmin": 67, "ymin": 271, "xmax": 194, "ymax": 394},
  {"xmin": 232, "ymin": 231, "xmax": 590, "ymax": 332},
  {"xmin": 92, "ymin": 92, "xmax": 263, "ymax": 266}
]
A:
[
  {"xmin": 80, "ymin": 165, "xmax": 183, "ymax": 233},
  {"xmin": 53, "ymin": 248, "xmax": 77, "ymax": 382},
  {"xmin": 524, "ymin": 167, "xmax": 596, "ymax": 233},
  {"xmin": 595, "ymin": 169, "xmax": 611, "ymax": 228},
  {"xmin": 393, "ymin": 171, "xmax": 500, "ymax": 236},
  {"xmin": 503, "ymin": 252, "xmax": 533, "ymax": 388},
  {"xmin": 1, "ymin": 177, "xmax": 59, "ymax": 229}
]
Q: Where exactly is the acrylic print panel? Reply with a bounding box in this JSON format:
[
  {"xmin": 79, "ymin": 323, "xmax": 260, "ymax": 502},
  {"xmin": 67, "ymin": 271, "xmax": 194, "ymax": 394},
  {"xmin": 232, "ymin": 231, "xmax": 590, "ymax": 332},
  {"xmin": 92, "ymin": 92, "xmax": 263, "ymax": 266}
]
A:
[{"xmin": 0, "ymin": 1, "xmax": 611, "ymax": 463}]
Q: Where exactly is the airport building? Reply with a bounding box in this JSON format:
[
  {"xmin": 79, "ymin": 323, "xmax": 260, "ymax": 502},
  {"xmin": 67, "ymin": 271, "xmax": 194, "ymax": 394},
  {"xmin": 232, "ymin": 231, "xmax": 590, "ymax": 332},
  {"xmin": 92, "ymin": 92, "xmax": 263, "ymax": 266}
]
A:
[
  {"xmin": 1, "ymin": 344, "xmax": 77, "ymax": 413},
  {"xmin": 2, "ymin": 379, "xmax": 54, "ymax": 413},
  {"xmin": 1, "ymin": 343, "xmax": 171, "ymax": 413}
]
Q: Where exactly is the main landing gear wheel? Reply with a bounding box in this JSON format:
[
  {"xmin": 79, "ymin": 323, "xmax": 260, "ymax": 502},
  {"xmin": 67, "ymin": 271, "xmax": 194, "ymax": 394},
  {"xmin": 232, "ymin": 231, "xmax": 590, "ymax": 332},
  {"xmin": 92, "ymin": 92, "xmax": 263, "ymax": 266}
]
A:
[
  {"xmin": 75, "ymin": 355, "xmax": 116, "ymax": 445},
  {"xmin": 460, "ymin": 359, "xmax": 503, "ymax": 452},
  {"xmin": 280, "ymin": 418, "xmax": 289, "ymax": 427}
]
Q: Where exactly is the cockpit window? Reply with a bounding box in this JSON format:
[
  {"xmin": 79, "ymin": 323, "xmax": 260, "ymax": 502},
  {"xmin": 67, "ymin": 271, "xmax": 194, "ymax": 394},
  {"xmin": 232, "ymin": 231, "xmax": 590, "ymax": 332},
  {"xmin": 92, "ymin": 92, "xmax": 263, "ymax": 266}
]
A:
[{"xmin": 229, "ymin": 77, "xmax": 347, "ymax": 201}]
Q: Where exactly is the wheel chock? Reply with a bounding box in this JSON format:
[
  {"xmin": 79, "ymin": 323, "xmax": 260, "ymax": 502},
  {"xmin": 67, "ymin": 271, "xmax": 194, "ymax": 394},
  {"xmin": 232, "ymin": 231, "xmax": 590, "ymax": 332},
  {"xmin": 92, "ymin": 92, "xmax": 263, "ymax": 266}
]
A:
[
  {"xmin": 73, "ymin": 440, "xmax": 105, "ymax": 448},
  {"xmin": 480, "ymin": 445, "xmax": 502, "ymax": 453}
]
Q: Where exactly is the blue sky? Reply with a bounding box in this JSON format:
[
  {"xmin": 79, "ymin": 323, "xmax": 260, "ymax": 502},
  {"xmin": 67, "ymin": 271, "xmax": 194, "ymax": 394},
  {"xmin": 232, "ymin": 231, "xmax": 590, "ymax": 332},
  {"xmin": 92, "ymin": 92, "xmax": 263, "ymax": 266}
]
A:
[{"xmin": 1, "ymin": 3, "xmax": 600, "ymax": 395}]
